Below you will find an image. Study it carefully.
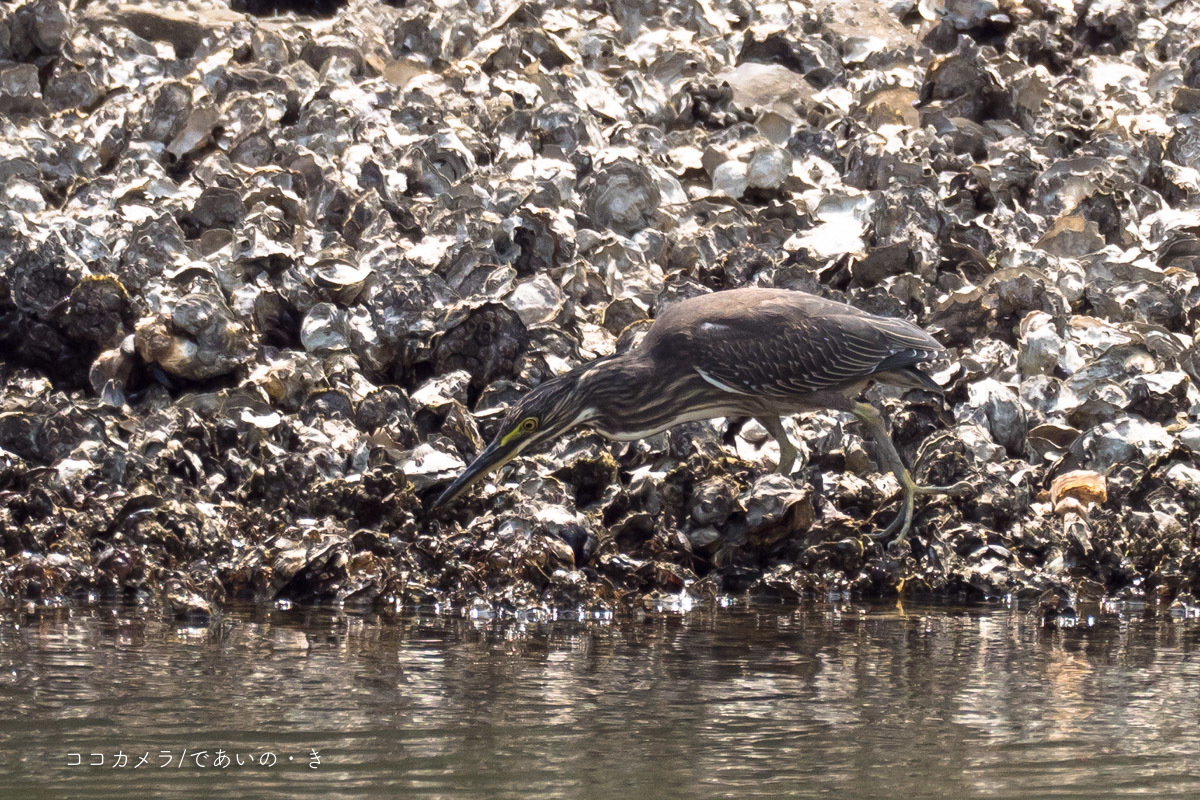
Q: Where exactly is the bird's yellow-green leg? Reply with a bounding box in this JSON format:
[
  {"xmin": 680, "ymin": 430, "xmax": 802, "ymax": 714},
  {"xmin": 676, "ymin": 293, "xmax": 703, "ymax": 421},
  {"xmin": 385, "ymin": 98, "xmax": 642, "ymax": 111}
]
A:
[
  {"xmin": 756, "ymin": 415, "xmax": 799, "ymax": 474},
  {"xmin": 851, "ymin": 402, "xmax": 970, "ymax": 542}
]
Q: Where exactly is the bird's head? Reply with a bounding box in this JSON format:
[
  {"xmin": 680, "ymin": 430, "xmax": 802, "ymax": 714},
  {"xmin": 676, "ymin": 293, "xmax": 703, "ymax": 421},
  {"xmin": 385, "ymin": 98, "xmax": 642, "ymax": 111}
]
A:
[{"xmin": 432, "ymin": 370, "xmax": 595, "ymax": 509}]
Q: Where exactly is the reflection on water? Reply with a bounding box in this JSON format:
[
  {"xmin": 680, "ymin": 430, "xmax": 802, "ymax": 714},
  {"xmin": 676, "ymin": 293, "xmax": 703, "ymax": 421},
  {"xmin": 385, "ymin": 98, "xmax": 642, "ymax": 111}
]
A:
[{"xmin": 1, "ymin": 604, "xmax": 1199, "ymax": 799}]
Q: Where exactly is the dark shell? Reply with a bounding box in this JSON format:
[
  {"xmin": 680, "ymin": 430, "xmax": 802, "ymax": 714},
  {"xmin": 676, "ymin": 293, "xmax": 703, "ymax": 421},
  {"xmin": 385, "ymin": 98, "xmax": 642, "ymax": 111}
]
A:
[{"xmin": 433, "ymin": 303, "xmax": 529, "ymax": 391}]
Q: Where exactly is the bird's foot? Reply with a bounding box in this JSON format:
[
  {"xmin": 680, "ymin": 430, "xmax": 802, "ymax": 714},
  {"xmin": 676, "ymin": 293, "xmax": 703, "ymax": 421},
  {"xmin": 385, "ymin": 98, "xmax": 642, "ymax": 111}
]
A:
[
  {"xmin": 871, "ymin": 478, "xmax": 971, "ymax": 546},
  {"xmin": 849, "ymin": 402, "xmax": 972, "ymax": 546},
  {"xmin": 755, "ymin": 416, "xmax": 798, "ymax": 475},
  {"xmin": 911, "ymin": 480, "xmax": 972, "ymax": 498},
  {"xmin": 871, "ymin": 491, "xmax": 914, "ymax": 543}
]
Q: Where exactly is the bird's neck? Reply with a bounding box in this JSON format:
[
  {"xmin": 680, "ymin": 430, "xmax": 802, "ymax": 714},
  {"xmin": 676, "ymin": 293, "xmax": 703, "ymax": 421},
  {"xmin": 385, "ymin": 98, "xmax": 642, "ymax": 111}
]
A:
[
  {"xmin": 570, "ymin": 351, "xmax": 696, "ymax": 441},
  {"xmin": 573, "ymin": 351, "xmax": 655, "ymax": 406}
]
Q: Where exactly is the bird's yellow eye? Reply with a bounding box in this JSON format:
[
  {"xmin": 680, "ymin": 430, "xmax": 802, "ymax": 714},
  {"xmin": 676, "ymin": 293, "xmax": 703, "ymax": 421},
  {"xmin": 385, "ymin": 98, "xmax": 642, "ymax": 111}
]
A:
[{"xmin": 501, "ymin": 416, "xmax": 539, "ymax": 446}]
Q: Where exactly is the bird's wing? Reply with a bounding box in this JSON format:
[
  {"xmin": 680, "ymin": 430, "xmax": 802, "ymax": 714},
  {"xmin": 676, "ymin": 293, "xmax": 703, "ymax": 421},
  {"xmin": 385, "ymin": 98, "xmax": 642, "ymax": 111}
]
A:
[{"xmin": 685, "ymin": 306, "xmax": 942, "ymax": 399}]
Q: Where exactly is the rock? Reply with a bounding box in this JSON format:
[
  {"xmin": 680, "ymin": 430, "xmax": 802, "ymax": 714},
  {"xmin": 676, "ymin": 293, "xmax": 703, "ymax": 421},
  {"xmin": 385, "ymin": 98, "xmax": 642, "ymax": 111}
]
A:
[
  {"xmin": 1018, "ymin": 311, "xmax": 1064, "ymax": 378},
  {"xmin": 0, "ymin": 63, "xmax": 43, "ymax": 114},
  {"xmin": 960, "ymin": 379, "xmax": 1027, "ymax": 456},
  {"xmin": 716, "ymin": 63, "xmax": 817, "ymax": 121},
  {"xmin": 81, "ymin": 4, "xmax": 247, "ymax": 58},
  {"xmin": 134, "ymin": 292, "xmax": 253, "ymax": 380}
]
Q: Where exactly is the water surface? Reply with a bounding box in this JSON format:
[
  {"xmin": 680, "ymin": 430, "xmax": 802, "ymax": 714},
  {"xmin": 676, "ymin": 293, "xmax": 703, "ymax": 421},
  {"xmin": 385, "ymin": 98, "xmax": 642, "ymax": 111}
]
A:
[{"xmin": 1, "ymin": 603, "xmax": 1198, "ymax": 799}]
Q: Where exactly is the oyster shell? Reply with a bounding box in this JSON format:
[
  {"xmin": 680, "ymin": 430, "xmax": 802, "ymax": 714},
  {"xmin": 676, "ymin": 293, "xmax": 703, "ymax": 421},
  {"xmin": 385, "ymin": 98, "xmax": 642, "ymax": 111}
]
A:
[{"xmin": 135, "ymin": 291, "xmax": 253, "ymax": 380}]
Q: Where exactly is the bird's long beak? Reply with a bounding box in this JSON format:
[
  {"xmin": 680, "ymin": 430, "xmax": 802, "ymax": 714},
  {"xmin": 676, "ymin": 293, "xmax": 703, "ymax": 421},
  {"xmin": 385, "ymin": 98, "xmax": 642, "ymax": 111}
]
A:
[{"xmin": 431, "ymin": 437, "xmax": 519, "ymax": 509}]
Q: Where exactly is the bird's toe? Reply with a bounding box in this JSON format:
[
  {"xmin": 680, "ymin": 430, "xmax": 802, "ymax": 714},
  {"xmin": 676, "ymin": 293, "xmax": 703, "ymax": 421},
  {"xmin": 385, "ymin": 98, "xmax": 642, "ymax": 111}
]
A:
[{"xmin": 912, "ymin": 480, "xmax": 971, "ymax": 497}]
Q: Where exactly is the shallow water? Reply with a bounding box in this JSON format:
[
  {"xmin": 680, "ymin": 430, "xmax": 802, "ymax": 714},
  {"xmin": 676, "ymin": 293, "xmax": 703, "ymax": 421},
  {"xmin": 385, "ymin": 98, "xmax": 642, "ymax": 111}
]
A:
[{"xmin": 1, "ymin": 603, "xmax": 1198, "ymax": 799}]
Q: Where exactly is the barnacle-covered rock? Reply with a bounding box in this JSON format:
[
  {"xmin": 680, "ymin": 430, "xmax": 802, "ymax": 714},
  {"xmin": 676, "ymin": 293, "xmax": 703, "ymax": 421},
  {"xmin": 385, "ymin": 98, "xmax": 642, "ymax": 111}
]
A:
[
  {"xmin": 63, "ymin": 276, "xmax": 132, "ymax": 348},
  {"xmin": 2, "ymin": 0, "xmax": 1200, "ymax": 610},
  {"xmin": 433, "ymin": 304, "xmax": 529, "ymax": 391},
  {"xmin": 5, "ymin": 237, "xmax": 79, "ymax": 321}
]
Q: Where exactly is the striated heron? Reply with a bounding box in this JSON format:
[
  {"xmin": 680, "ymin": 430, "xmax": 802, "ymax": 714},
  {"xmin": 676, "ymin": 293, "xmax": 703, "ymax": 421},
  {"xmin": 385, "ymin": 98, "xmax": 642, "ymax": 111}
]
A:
[{"xmin": 433, "ymin": 287, "xmax": 968, "ymax": 541}]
